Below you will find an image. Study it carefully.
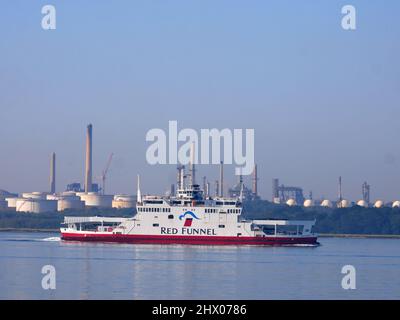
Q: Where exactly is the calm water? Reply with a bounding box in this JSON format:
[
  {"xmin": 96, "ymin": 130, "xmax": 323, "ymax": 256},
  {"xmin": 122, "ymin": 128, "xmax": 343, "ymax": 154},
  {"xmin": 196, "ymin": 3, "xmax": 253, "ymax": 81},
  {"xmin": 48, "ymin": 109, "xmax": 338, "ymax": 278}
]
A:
[{"xmin": 0, "ymin": 231, "xmax": 399, "ymax": 300}]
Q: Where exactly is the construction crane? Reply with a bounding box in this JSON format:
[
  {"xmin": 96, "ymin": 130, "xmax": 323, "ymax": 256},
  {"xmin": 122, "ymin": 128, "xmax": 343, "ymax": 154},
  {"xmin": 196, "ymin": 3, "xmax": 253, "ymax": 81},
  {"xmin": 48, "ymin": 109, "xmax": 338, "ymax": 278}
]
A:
[{"xmin": 101, "ymin": 153, "xmax": 114, "ymax": 195}]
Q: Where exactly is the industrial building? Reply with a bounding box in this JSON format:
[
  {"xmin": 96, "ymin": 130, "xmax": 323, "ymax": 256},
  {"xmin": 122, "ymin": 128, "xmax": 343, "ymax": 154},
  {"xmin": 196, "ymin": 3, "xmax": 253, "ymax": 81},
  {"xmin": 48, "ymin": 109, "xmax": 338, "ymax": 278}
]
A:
[
  {"xmin": 227, "ymin": 164, "xmax": 260, "ymax": 201},
  {"xmin": 3, "ymin": 122, "xmax": 400, "ymax": 213},
  {"xmin": 272, "ymin": 178, "xmax": 305, "ymax": 205}
]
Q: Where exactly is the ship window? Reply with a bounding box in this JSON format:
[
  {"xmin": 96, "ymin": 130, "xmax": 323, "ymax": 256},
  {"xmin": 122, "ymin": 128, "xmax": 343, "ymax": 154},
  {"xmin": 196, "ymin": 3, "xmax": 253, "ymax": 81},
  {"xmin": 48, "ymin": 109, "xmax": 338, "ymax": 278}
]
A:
[
  {"xmin": 219, "ymin": 225, "xmax": 225, "ymax": 228},
  {"xmin": 153, "ymin": 223, "xmax": 159, "ymax": 227},
  {"xmin": 237, "ymin": 233, "xmax": 242, "ymax": 236},
  {"xmin": 168, "ymin": 214, "xmax": 174, "ymax": 219}
]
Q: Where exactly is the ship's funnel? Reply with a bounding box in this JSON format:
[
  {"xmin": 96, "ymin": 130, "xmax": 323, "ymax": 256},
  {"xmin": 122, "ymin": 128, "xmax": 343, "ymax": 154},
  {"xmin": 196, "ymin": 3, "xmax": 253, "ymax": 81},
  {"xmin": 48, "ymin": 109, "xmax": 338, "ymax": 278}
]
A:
[
  {"xmin": 85, "ymin": 124, "xmax": 93, "ymax": 193},
  {"xmin": 50, "ymin": 152, "xmax": 56, "ymax": 194}
]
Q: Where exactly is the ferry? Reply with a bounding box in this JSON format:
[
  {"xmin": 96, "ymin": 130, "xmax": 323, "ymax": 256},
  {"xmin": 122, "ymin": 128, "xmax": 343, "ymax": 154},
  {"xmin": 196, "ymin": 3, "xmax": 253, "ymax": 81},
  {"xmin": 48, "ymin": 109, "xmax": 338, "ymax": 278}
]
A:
[{"xmin": 61, "ymin": 172, "xmax": 318, "ymax": 246}]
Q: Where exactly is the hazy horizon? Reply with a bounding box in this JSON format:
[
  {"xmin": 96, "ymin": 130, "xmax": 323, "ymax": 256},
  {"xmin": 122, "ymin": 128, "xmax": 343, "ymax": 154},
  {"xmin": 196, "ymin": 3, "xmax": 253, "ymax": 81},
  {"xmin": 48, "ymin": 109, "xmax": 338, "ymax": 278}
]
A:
[{"xmin": 1, "ymin": 1, "xmax": 400, "ymax": 202}]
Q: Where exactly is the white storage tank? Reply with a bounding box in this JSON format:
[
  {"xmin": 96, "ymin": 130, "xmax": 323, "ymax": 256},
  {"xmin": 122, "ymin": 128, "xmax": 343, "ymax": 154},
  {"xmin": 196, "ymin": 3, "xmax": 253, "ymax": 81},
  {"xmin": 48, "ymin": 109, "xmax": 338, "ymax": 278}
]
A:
[
  {"xmin": 1, "ymin": 190, "xmax": 18, "ymax": 208},
  {"xmin": 61, "ymin": 191, "xmax": 77, "ymax": 197},
  {"xmin": 337, "ymin": 199, "xmax": 350, "ymax": 208},
  {"xmin": 46, "ymin": 194, "xmax": 60, "ymax": 201},
  {"xmin": 320, "ymin": 199, "xmax": 333, "ymax": 208},
  {"xmin": 16, "ymin": 198, "xmax": 57, "ymax": 213},
  {"xmin": 303, "ymin": 199, "xmax": 314, "ymax": 207},
  {"xmin": 286, "ymin": 198, "xmax": 297, "ymax": 206},
  {"xmin": 22, "ymin": 192, "xmax": 48, "ymax": 200},
  {"xmin": 112, "ymin": 195, "xmax": 136, "ymax": 209},
  {"xmin": 392, "ymin": 201, "xmax": 400, "ymax": 208},
  {"xmin": 57, "ymin": 197, "xmax": 85, "ymax": 211},
  {"xmin": 6, "ymin": 197, "xmax": 18, "ymax": 208},
  {"xmin": 272, "ymin": 197, "xmax": 281, "ymax": 205},
  {"xmin": 78, "ymin": 193, "xmax": 113, "ymax": 208},
  {"xmin": 356, "ymin": 200, "xmax": 368, "ymax": 208},
  {"xmin": 374, "ymin": 200, "xmax": 384, "ymax": 208}
]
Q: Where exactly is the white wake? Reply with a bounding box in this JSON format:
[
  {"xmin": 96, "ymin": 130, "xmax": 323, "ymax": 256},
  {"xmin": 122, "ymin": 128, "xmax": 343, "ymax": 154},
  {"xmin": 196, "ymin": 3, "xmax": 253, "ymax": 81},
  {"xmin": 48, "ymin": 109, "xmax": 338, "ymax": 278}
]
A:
[{"xmin": 40, "ymin": 237, "xmax": 61, "ymax": 242}]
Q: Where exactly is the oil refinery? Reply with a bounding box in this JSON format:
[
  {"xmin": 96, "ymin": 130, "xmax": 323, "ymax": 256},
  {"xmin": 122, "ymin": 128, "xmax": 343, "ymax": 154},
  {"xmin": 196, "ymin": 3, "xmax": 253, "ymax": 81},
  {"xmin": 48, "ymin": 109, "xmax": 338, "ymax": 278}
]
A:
[{"xmin": 1, "ymin": 124, "xmax": 400, "ymax": 213}]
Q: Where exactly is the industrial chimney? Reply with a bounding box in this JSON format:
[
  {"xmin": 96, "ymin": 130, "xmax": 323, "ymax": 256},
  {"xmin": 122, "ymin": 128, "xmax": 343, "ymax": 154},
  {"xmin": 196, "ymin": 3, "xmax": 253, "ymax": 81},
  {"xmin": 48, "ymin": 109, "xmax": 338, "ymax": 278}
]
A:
[
  {"xmin": 252, "ymin": 164, "xmax": 258, "ymax": 196},
  {"xmin": 85, "ymin": 124, "xmax": 93, "ymax": 193},
  {"xmin": 338, "ymin": 176, "xmax": 342, "ymax": 202},
  {"xmin": 219, "ymin": 161, "xmax": 224, "ymax": 197},
  {"xmin": 50, "ymin": 152, "xmax": 56, "ymax": 194}
]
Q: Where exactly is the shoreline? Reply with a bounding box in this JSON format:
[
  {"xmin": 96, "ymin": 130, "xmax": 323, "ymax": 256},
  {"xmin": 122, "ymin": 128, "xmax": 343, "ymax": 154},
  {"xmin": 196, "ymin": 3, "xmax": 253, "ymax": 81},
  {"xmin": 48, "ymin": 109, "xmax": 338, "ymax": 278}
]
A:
[
  {"xmin": 0, "ymin": 228, "xmax": 59, "ymax": 233},
  {"xmin": 1, "ymin": 228, "xmax": 400, "ymax": 239},
  {"xmin": 318, "ymin": 233, "xmax": 400, "ymax": 239}
]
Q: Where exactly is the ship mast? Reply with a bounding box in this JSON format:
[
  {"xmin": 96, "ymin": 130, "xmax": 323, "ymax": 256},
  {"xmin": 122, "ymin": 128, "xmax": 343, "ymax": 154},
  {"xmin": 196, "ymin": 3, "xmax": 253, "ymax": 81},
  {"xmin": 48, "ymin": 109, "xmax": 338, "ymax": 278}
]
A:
[
  {"xmin": 137, "ymin": 174, "xmax": 142, "ymax": 204},
  {"xmin": 189, "ymin": 142, "xmax": 196, "ymax": 186}
]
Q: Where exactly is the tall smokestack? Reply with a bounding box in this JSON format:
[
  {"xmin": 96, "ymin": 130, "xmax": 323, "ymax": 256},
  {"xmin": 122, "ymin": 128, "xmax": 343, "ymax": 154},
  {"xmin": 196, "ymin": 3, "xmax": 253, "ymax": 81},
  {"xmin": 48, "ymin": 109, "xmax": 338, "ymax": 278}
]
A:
[
  {"xmin": 50, "ymin": 152, "xmax": 56, "ymax": 194},
  {"xmin": 338, "ymin": 176, "xmax": 342, "ymax": 202},
  {"xmin": 272, "ymin": 178, "xmax": 279, "ymax": 201},
  {"xmin": 252, "ymin": 164, "xmax": 258, "ymax": 196},
  {"xmin": 85, "ymin": 124, "xmax": 93, "ymax": 193},
  {"xmin": 219, "ymin": 161, "xmax": 224, "ymax": 197}
]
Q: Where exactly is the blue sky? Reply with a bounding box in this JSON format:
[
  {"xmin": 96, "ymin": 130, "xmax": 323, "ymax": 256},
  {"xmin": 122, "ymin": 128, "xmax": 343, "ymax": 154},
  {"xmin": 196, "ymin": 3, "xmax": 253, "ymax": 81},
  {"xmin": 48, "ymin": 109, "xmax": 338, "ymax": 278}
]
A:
[{"xmin": 1, "ymin": 1, "xmax": 400, "ymax": 201}]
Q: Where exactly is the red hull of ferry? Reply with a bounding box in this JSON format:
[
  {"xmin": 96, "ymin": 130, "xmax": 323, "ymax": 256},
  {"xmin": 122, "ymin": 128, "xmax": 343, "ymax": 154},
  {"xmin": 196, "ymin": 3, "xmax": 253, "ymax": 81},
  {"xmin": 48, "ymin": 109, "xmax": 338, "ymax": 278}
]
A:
[{"xmin": 61, "ymin": 232, "xmax": 319, "ymax": 246}]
